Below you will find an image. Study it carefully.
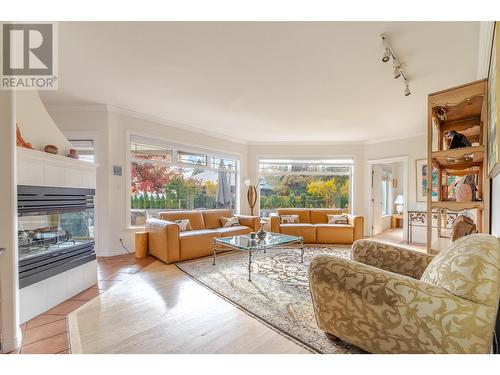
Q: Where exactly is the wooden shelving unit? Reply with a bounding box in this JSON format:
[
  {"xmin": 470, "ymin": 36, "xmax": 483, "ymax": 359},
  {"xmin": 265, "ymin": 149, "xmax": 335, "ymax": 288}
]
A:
[{"xmin": 426, "ymin": 79, "xmax": 490, "ymax": 253}]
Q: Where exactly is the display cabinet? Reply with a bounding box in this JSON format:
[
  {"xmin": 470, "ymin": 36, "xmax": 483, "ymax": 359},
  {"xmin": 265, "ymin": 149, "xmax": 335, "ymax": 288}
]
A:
[{"xmin": 427, "ymin": 79, "xmax": 490, "ymax": 252}]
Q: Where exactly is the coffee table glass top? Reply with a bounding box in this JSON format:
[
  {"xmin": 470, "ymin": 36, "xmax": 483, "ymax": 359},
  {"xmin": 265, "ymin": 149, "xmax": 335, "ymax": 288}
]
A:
[{"xmin": 215, "ymin": 232, "xmax": 301, "ymax": 251}]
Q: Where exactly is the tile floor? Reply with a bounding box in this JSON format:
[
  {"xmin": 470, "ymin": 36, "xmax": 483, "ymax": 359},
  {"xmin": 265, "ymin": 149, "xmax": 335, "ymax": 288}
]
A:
[{"xmin": 8, "ymin": 253, "xmax": 155, "ymax": 354}]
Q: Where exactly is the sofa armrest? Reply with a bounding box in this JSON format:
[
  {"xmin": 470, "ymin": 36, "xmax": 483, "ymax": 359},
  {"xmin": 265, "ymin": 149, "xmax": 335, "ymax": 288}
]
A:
[
  {"xmin": 347, "ymin": 215, "xmax": 364, "ymax": 241},
  {"xmin": 352, "ymin": 239, "xmax": 434, "ymax": 279},
  {"xmin": 235, "ymin": 214, "xmax": 260, "ymax": 231},
  {"xmin": 308, "ymin": 255, "xmax": 494, "ymax": 354},
  {"xmin": 269, "ymin": 213, "xmax": 281, "ymax": 233},
  {"xmin": 146, "ymin": 218, "xmax": 180, "ymax": 264}
]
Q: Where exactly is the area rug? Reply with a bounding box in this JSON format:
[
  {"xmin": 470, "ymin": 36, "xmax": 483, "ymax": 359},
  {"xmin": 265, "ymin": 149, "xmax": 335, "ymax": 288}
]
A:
[{"xmin": 176, "ymin": 245, "xmax": 364, "ymax": 354}]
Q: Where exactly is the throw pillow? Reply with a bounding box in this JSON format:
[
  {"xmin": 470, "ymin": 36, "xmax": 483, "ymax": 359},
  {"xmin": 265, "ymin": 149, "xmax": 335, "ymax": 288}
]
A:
[
  {"xmin": 221, "ymin": 216, "xmax": 240, "ymax": 228},
  {"xmin": 327, "ymin": 214, "xmax": 349, "ymax": 224},
  {"xmin": 280, "ymin": 214, "xmax": 300, "ymax": 224},
  {"xmin": 174, "ymin": 219, "xmax": 192, "ymax": 231}
]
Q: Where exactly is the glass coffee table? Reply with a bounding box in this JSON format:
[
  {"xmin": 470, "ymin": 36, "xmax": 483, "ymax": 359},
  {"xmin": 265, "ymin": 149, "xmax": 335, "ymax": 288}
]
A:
[{"xmin": 212, "ymin": 233, "xmax": 304, "ymax": 281}]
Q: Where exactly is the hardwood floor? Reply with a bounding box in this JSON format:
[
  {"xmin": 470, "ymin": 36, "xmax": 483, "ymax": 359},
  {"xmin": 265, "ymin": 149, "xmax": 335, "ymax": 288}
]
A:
[
  {"xmin": 68, "ymin": 260, "xmax": 311, "ymax": 354},
  {"xmin": 371, "ymin": 228, "xmax": 426, "ymax": 251},
  {"xmin": 7, "ymin": 254, "xmax": 156, "ymax": 354}
]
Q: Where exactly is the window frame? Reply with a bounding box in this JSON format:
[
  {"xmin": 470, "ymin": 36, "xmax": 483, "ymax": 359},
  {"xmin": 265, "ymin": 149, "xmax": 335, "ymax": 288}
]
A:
[
  {"xmin": 257, "ymin": 157, "xmax": 355, "ymax": 214},
  {"xmin": 126, "ymin": 131, "xmax": 241, "ymax": 229}
]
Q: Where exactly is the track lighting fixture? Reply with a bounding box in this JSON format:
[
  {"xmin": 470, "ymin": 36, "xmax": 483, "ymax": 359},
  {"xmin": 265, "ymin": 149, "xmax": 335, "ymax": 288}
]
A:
[
  {"xmin": 393, "ymin": 64, "xmax": 401, "ymax": 79},
  {"xmin": 381, "ymin": 34, "xmax": 411, "ymax": 97},
  {"xmin": 404, "ymin": 80, "xmax": 411, "ymax": 96},
  {"xmin": 382, "ymin": 49, "xmax": 390, "ymax": 63}
]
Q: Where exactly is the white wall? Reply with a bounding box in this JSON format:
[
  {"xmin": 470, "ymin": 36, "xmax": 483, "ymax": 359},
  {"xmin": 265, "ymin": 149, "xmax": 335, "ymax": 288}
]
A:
[
  {"xmin": 492, "ymin": 175, "xmax": 500, "ymax": 237},
  {"xmin": 15, "ymin": 91, "xmax": 73, "ymax": 156}
]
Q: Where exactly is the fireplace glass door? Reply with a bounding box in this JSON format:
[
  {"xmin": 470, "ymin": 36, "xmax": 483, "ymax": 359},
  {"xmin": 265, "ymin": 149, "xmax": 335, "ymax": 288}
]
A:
[{"xmin": 18, "ymin": 209, "xmax": 95, "ymax": 262}]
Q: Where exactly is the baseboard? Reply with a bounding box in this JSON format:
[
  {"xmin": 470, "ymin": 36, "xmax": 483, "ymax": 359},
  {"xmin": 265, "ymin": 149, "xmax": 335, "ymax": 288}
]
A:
[{"xmin": 96, "ymin": 248, "xmax": 132, "ymax": 257}]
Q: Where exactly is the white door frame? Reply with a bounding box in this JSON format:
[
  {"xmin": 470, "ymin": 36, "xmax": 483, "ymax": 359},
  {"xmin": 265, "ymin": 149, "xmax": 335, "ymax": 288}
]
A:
[{"xmin": 366, "ymin": 156, "xmax": 409, "ymax": 240}]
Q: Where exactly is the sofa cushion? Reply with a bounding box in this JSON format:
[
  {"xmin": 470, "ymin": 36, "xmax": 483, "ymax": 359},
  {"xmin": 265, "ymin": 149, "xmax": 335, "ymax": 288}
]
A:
[
  {"xmin": 160, "ymin": 210, "xmax": 205, "ymax": 230},
  {"xmin": 420, "ymin": 233, "xmax": 500, "ymax": 306},
  {"xmin": 179, "ymin": 229, "xmax": 220, "ymax": 260},
  {"xmin": 327, "ymin": 214, "xmax": 349, "ymax": 224},
  {"xmin": 173, "ymin": 219, "xmax": 192, "ymax": 231},
  {"xmin": 202, "ymin": 209, "xmax": 234, "ymax": 229},
  {"xmin": 279, "ymin": 223, "xmax": 316, "ymax": 243},
  {"xmin": 315, "ymin": 224, "xmax": 354, "ymax": 244},
  {"xmin": 220, "ymin": 216, "xmax": 240, "ymax": 228},
  {"xmin": 280, "ymin": 214, "xmax": 300, "ymax": 224},
  {"xmin": 276, "ymin": 208, "xmax": 311, "ymax": 223},
  {"xmin": 213, "ymin": 225, "xmax": 252, "ymax": 237},
  {"xmin": 310, "ymin": 209, "xmax": 344, "ymax": 224}
]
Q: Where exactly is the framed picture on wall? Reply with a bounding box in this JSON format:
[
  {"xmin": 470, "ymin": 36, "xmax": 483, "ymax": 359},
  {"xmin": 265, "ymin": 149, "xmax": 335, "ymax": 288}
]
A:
[
  {"xmin": 488, "ymin": 22, "xmax": 500, "ymax": 178},
  {"xmin": 416, "ymin": 159, "xmax": 438, "ymax": 202}
]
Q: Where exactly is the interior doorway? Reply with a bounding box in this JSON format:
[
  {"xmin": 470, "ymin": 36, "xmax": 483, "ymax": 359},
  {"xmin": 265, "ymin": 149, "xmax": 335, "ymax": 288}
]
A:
[{"xmin": 368, "ymin": 156, "xmax": 409, "ymax": 244}]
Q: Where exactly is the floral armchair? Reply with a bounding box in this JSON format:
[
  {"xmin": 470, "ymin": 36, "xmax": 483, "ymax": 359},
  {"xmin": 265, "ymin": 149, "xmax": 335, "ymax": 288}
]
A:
[{"xmin": 308, "ymin": 234, "xmax": 500, "ymax": 354}]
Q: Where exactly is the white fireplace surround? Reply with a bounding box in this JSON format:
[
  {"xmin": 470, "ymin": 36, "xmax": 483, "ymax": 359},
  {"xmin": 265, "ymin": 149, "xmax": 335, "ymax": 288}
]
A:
[{"xmin": 17, "ymin": 147, "xmax": 98, "ymax": 323}]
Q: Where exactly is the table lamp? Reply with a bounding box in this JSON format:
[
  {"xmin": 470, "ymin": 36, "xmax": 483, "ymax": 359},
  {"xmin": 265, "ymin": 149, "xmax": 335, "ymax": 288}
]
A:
[{"xmin": 394, "ymin": 195, "xmax": 404, "ymax": 215}]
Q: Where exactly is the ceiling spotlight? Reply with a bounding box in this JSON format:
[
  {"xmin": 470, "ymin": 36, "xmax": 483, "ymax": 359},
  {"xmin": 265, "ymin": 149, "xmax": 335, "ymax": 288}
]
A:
[
  {"xmin": 393, "ymin": 64, "xmax": 401, "ymax": 79},
  {"xmin": 404, "ymin": 82, "xmax": 411, "ymax": 97},
  {"xmin": 382, "ymin": 49, "xmax": 390, "ymax": 63}
]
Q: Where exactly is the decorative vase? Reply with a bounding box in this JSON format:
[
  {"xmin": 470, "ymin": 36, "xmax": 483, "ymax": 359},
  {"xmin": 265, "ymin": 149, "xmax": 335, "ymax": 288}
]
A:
[
  {"xmin": 256, "ymin": 225, "xmax": 267, "ymax": 240},
  {"xmin": 455, "ymin": 183, "xmax": 472, "ymax": 202}
]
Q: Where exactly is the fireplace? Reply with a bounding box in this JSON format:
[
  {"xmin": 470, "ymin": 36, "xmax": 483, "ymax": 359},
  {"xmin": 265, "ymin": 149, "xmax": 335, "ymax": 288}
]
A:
[{"xmin": 17, "ymin": 185, "xmax": 96, "ymax": 288}]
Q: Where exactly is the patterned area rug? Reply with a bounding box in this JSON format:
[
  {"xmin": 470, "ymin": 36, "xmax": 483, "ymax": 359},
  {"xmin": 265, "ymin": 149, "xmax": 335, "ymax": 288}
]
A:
[{"xmin": 176, "ymin": 245, "xmax": 364, "ymax": 354}]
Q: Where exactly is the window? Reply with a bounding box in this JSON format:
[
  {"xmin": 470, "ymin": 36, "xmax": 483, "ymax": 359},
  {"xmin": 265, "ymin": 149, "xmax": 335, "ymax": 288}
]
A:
[
  {"xmin": 68, "ymin": 139, "xmax": 95, "ymax": 163},
  {"xmin": 259, "ymin": 159, "xmax": 353, "ymax": 217},
  {"xmin": 129, "ymin": 135, "xmax": 239, "ymax": 226}
]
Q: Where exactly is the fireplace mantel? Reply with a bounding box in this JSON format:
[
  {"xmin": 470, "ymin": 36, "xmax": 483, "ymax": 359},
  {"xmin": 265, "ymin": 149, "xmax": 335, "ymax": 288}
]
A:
[{"xmin": 17, "ymin": 147, "xmax": 98, "ymax": 189}]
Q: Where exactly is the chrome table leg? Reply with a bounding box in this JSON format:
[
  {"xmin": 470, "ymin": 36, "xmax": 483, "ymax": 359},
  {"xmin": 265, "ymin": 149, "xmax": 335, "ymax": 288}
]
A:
[
  {"xmin": 248, "ymin": 250, "xmax": 252, "ymax": 282},
  {"xmin": 300, "ymin": 237, "xmax": 304, "ymax": 263}
]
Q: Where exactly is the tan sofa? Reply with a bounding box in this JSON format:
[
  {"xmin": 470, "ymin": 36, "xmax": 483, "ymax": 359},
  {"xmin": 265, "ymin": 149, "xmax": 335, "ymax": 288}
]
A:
[
  {"xmin": 309, "ymin": 234, "xmax": 500, "ymax": 353},
  {"xmin": 269, "ymin": 208, "xmax": 363, "ymax": 244},
  {"xmin": 146, "ymin": 209, "xmax": 260, "ymax": 264}
]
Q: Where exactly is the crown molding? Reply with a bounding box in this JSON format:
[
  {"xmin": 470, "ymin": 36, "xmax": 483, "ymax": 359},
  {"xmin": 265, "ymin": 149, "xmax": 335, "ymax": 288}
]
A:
[
  {"xmin": 44, "ymin": 104, "xmax": 108, "ymax": 112},
  {"xmin": 104, "ymin": 105, "xmax": 250, "ymax": 146},
  {"xmin": 247, "ymin": 139, "xmax": 365, "ymax": 146},
  {"xmin": 363, "ymin": 131, "xmax": 426, "ymax": 145},
  {"xmin": 477, "ymin": 21, "xmax": 495, "ymax": 79},
  {"xmin": 44, "ymin": 103, "xmax": 426, "ymax": 147}
]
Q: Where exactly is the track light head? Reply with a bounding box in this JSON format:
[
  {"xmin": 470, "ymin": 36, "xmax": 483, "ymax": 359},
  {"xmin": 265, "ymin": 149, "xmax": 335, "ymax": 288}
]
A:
[
  {"xmin": 382, "ymin": 49, "xmax": 390, "ymax": 63},
  {"xmin": 404, "ymin": 82, "xmax": 411, "ymax": 96},
  {"xmin": 393, "ymin": 65, "xmax": 401, "ymax": 79}
]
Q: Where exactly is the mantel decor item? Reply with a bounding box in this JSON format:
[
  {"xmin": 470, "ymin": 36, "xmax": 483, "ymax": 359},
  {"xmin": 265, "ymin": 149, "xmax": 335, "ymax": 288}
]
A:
[
  {"xmin": 44, "ymin": 144, "xmax": 58, "ymax": 154},
  {"xmin": 16, "ymin": 124, "xmax": 33, "ymax": 149},
  {"xmin": 67, "ymin": 149, "xmax": 79, "ymax": 159},
  {"xmin": 244, "ymin": 178, "xmax": 258, "ymax": 216}
]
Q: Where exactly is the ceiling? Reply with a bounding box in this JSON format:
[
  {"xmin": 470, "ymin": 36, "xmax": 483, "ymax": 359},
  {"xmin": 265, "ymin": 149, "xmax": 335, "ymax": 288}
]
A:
[{"xmin": 40, "ymin": 22, "xmax": 480, "ymax": 143}]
